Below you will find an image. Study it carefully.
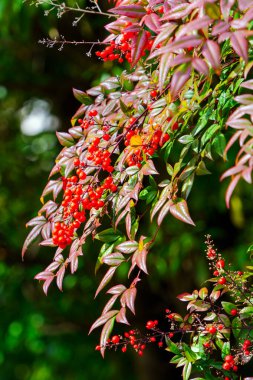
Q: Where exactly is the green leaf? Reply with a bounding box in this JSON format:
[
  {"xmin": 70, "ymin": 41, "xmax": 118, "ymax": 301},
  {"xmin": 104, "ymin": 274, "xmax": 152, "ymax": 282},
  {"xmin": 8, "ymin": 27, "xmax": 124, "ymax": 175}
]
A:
[
  {"xmin": 56, "ymin": 132, "xmax": 75, "ymax": 147},
  {"xmin": 165, "ymin": 336, "xmax": 181, "ymax": 355},
  {"xmin": 120, "ymin": 99, "xmax": 132, "ymax": 116},
  {"xmin": 221, "ymin": 301, "xmax": 237, "ymax": 315},
  {"xmin": 201, "ymin": 124, "xmax": 220, "ymax": 146},
  {"xmin": 221, "ymin": 341, "xmax": 230, "ymax": 359},
  {"xmin": 196, "ymin": 161, "xmax": 211, "ymax": 176},
  {"xmin": 182, "ymin": 361, "xmax": 192, "ymax": 380},
  {"xmin": 232, "ymin": 317, "xmax": 242, "ymax": 339},
  {"xmin": 178, "ymin": 135, "xmax": 194, "ymax": 145},
  {"xmin": 72, "ymin": 88, "xmax": 93, "ymax": 105},
  {"xmin": 95, "ymin": 228, "xmax": 122, "ymax": 243},
  {"xmin": 239, "ymin": 306, "xmax": 253, "ymax": 318},
  {"xmin": 212, "ymin": 133, "xmax": 226, "ymax": 159}
]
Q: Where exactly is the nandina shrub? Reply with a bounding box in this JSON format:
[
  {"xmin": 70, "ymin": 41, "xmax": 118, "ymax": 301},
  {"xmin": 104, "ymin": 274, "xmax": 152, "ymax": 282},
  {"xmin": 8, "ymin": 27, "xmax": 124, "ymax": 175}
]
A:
[
  {"xmin": 103, "ymin": 236, "xmax": 253, "ymax": 379},
  {"xmin": 24, "ymin": 0, "xmax": 253, "ymax": 378}
]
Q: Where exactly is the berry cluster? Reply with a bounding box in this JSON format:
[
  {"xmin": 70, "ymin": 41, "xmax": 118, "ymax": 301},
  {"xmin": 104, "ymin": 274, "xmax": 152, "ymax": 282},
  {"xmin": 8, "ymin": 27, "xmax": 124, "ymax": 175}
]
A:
[
  {"xmin": 95, "ymin": 29, "xmax": 153, "ymax": 64},
  {"xmin": 242, "ymin": 339, "xmax": 252, "ymax": 356},
  {"xmin": 95, "ymin": 321, "xmax": 169, "ymax": 356},
  {"xmin": 222, "ymin": 355, "xmax": 238, "ymax": 373},
  {"xmin": 124, "ymin": 126, "xmax": 170, "ymax": 167}
]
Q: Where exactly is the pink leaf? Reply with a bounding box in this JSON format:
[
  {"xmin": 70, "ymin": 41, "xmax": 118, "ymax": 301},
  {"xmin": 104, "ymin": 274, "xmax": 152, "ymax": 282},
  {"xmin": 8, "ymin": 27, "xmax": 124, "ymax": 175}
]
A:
[
  {"xmin": 135, "ymin": 248, "xmax": 149, "ymax": 274},
  {"xmin": 22, "ymin": 224, "xmax": 43, "ymax": 258},
  {"xmin": 102, "ymin": 294, "xmax": 119, "ymax": 315},
  {"xmin": 107, "ymin": 284, "xmax": 127, "ymax": 295},
  {"xmin": 56, "ymin": 265, "xmax": 65, "ymax": 291},
  {"xmin": 109, "ymin": 5, "xmax": 146, "ymax": 18},
  {"xmin": 102, "ymin": 252, "xmax": 125, "ymax": 266},
  {"xmin": 149, "ymin": 36, "xmax": 202, "ymax": 60},
  {"xmin": 42, "ymin": 276, "xmax": 54, "ymax": 295},
  {"xmin": 220, "ymin": 0, "xmax": 235, "ymax": 21},
  {"xmin": 116, "ymin": 307, "xmax": 129, "ymax": 325},
  {"xmin": 26, "ymin": 215, "xmax": 46, "ymax": 227},
  {"xmin": 170, "ymin": 66, "xmax": 191, "ymax": 99},
  {"xmin": 95, "ymin": 267, "xmax": 117, "ymax": 298},
  {"xmin": 100, "ymin": 317, "xmax": 116, "ymax": 358},
  {"xmin": 159, "ymin": 53, "xmax": 173, "ymax": 92},
  {"xmin": 225, "ymin": 131, "xmax": 242, "ymax": 153},
  {"xmin": 89, "ymin": 310, "xmax": 118, "ymax": 334},
  {"xmin": 241, "ymin": 80, "xmax": 253, "ymax": 90},
  {"xmin": 143, "ymin": 13, "xmax": 161, "ymax": 32},
  {"xmin": 177, "ymin": 16, "xmax": 211, "ymax": 37},
  {"xmin": 116, "ymin": 240, "xmax": 138, "ymax": 254},
  {"xmin": 170, "ymin": 199, "xmax": 195, "ymax": 226},
  {"xmin": 141, "ymin": 160, "xmax": 159, "ymax": 175},
  {"xmin": 212, "ymin": 21, "xmax": 230, "ymax": 36},
  {"xmin": 192, "ymin": 58, "xmax": 209, "ymax": 75},
  {"xmin": 157, "ymin": 199, "xmax": 173, "ymax": 226},
  {"xmin": 124, "ymin": 287, "xmax": 137, "ymax": 315},
  {"xmin": 152, "ymin": 23, "xmax": 177, "ymax": 51},
  {"xmin": 131, "ymin": 30, "xmax": 149, "ymax": 67},
  {"xmin": 220, "ymin": 165, "xmax": 246, "ymax": 180},
  {"xmin": 41, "ymin": 222, "xmax": 51, "ymax": 240},
  {"xmin": 238, "ymin": 0, "xmax": 251, "ymax": 10},
  {"xmin": 242, "ymin": 167, "xmax": 252, "ymax": 183},
  {"xmin": 202, "ymin": 40, "xmax": 221, "ymax": 69},
  {"xmin": 225, "ymin": 174, "xmax": 241, "ymax": 208},
  {"xmin": 231, "ymin": 31, "xmax": 248, "ymax": 62}
]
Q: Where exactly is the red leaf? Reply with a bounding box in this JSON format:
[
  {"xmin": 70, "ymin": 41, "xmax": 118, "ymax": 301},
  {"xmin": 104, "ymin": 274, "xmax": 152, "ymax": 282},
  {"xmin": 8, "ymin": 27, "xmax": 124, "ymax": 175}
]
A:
[
  {"xmin": 131, "ymin": 29, "xmax": 149, "ymax": 67},
  {"xmin": 89, "ymin": 310, "xmax": 118, "ymax": 334},
  {"xmin": 170, "ymin": 199, "xmax": 195, "ymax": 226},
  {"xmin": 231, "ymin": 31, "xmax": 248, "ymax": 62},
  {"xmin": 95, "ymin": 267, "xmax": 117, "ymax": 298},
  {"xmin": 202, "ymin": 40, "xmax": 221, "ymax": 69},
  {"xmin": 100, "ymin": 317, "xmax": 116, "ymax": 358},
  {"xmin": 109, "ymin": 5, "xmax": 146, "ymax": 18}
]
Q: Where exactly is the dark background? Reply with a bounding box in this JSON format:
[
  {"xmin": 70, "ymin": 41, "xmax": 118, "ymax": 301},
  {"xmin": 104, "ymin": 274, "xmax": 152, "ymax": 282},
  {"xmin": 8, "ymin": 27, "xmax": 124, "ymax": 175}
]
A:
[{"xmin": 1, "ymin": 1, "xmax": 253, "ymax": 379}]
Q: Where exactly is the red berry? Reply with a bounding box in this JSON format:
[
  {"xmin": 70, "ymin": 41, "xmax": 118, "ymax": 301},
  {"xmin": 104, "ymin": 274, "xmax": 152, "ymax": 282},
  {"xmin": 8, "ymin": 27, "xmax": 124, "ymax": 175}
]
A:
[
  {"xmin": 138, "ymin": 350, "xmax": 143, "ymax": 356},
  {"xmin": 232, "ymin": 365, "xmax": 238, "ymax": 372},
  {"xmin": 111, "ymin": 335, "xmax": 120, "ymax": 344},
  {"xmin": 237, "ymin": 271, "xmax": 243, "ymax": 276},
  {"xmin": 218, "ymin": 277, "xmax": 226, "ymax": 285},
  {"xmin": 225, "ymin": 355, "xmax": 234, "ymax": 362},
  {"xmin": 208, "ymin": 326, "xmax": 217, "ymax": 334},
  {"xmin": 222, "ymin": 362, "xmax": 231, "ymax": 371},
  {"xmin": 122, "ymin": 346, "xmax": 127, "ymax": 353},
  {"xmin": 150, "ymin": 90, "xmax": 158, "ymax": 98},
  {"xmin": 230, "ymin": 309, "xmax": 237, "ymax": 316},
  {"xmin": 203, "ymin": 342, "xmax": 210, "ymax": 348},
  {"xmin": 103, "ymin": 134, "xmax": 110, "ymax": 141},
  {"xmin": 216, "ymin": 259, "xmax": 225, "ymax": 269},
  {"xmin": 213, "ymin": 270, "xmax": 219, "ymax": 276},
  {"xmin": 158, "ymin": 342, "xmax": 163, "ymax": 348},
  {"xmin": 95, "ymin": 345, "xmax": 101, "ymax": 351}
]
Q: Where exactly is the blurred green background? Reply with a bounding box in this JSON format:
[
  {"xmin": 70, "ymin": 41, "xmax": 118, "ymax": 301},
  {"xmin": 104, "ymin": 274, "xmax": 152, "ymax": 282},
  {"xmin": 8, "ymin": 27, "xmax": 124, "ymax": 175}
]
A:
[{"xmin": 1, "ymin": 1, "xmax": 253, "ymax": 379}]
